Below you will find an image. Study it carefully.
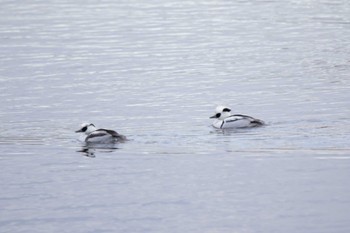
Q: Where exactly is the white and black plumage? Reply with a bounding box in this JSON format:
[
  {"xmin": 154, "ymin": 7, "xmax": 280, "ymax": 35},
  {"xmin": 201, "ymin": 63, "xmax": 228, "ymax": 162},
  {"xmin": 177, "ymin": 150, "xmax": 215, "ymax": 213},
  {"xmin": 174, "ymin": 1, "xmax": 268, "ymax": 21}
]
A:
[
  {"xmin": 75, "ymin": 123, "xmax": 127, "ymax": 144},
  {"xmin": 210, "ymin": 106, "xmax": 264, "ymax": 129}
]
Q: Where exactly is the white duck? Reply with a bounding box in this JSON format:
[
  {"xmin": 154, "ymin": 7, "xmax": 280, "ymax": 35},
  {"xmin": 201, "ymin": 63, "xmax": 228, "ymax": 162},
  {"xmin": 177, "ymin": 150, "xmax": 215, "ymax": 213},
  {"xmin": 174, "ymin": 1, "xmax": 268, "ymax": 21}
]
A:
[
  {"xmin": 210, "ymin": 106, "xmax": 264, "ymax": 129},
  {"xmin": 75, "ymin": 123, "xmax": 126, "ymax": 144}
]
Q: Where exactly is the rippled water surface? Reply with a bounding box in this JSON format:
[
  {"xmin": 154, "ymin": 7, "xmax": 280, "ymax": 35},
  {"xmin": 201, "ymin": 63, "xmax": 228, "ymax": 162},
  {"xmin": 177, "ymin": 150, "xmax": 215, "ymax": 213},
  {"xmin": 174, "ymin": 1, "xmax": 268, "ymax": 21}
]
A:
[{"xmin": 1, "ymin": 1, "xmax": 350, "ymax": 232}]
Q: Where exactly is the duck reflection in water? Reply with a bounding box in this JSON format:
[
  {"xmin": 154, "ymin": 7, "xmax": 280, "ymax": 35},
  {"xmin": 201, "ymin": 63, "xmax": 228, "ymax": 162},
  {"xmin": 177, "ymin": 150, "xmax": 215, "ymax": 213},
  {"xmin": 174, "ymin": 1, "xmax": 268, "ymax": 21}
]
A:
[{"xmin": 77, "ymin": 144, "xmax": 119, "ymax": 158}]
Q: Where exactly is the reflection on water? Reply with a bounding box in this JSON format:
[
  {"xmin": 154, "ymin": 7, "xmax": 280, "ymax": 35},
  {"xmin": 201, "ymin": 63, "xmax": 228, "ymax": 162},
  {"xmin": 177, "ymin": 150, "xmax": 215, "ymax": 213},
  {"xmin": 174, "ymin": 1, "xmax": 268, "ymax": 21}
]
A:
[
  {"xmin": 77, "ymin": 145, "xmax": 119, "ymax": 158},
  {"xmin": 1, "ymin": 0, "xmax": 350, "ymax": 233}
]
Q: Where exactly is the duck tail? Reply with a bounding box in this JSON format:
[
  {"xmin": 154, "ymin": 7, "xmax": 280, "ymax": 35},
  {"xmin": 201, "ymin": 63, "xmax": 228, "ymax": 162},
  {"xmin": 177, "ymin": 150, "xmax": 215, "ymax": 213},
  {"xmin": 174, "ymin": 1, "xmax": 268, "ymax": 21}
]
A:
[{"xmin": 251, "ymin": 119, "xmax": 265, "ymax": 126}]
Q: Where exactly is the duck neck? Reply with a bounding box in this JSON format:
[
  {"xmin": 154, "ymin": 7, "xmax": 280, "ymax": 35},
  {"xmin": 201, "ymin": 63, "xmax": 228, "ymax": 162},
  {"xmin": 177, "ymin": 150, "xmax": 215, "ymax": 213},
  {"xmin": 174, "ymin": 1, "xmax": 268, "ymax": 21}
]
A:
[
  {"xmin": 85, "ymin": 125, "xmax": 97, "ymax": 134},
  {"xmin": 219, "ymin": 111, "xmax": 232, "ymax": 120}
]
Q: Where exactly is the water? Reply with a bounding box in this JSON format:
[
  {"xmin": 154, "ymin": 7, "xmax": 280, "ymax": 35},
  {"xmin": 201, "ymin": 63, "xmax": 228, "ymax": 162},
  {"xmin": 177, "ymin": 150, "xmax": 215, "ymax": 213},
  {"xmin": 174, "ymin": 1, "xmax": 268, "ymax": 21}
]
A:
[{"xmin": 1, "ymin": 0, "xmax": 350, "ymax": 232}]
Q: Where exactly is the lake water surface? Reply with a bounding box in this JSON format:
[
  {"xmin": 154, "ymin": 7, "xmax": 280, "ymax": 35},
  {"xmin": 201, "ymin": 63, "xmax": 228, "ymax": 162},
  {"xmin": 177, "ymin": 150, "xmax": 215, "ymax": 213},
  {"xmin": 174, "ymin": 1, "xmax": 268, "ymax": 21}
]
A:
[{"xmin": 1, "ymin": 1, "xmax": 350, "ymax": 232}]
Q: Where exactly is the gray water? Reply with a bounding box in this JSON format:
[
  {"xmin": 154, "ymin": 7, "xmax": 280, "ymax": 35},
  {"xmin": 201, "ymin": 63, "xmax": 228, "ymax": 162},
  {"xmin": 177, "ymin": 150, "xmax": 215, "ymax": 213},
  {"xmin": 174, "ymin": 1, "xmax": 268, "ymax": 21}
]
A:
[{"xmin": 1, "ymin": 1, "xmax": 350, "ymax": 232}]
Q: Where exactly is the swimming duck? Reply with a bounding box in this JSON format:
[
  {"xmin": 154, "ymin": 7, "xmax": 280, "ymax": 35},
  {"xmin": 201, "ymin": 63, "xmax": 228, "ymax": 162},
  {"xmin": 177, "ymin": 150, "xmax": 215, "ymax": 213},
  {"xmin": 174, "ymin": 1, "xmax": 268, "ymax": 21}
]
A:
[
  {"xmin": 75, "ymin": 123, "xmax": 126, "ymax": 143},
  {"xmin": 210, "ymin": 106, "xmax": 264, "ymax": 129}
]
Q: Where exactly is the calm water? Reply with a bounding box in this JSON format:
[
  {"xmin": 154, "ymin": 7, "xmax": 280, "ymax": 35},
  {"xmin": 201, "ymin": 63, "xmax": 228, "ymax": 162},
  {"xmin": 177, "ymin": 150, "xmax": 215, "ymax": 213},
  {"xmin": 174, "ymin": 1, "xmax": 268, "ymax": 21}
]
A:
[{"xmin": 1, "ymin": 0, "xmax": 350, "ymax": 232}]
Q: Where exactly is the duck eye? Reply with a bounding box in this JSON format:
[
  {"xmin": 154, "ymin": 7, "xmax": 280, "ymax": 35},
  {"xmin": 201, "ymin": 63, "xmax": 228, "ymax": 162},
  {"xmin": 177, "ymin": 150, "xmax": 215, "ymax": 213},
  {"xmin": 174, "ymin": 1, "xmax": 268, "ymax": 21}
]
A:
[
  {"xmin": 216, "ymin": 113, "xmax": 221, "ymax": 118},
  {"xmin": 81, "ymin": 126, "xmax": 88, "ymax": 132}
]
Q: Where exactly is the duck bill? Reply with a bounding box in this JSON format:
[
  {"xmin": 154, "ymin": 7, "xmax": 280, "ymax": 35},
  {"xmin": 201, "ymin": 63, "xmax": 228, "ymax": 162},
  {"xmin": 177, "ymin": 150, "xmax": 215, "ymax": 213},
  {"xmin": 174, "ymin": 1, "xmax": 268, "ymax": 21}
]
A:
[
  {"xmin": 75, "ymin": 129, "xmax": 83, "ymax": 133},
  {"xmin": 209, "ymin": 115, "xmax": 217, "ymax": 119}
]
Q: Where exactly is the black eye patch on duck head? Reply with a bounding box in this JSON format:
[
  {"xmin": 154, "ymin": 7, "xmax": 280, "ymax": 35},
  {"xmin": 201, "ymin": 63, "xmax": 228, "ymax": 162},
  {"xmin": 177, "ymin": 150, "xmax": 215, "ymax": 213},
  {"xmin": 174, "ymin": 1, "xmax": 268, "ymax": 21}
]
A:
[
  {"xmin": 216, "ymin": 113, "xmax": 221, "ymax": 118},
  {"xmin": 81, "ymin": 126, "xmax": 88, "ymax": 132}
]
